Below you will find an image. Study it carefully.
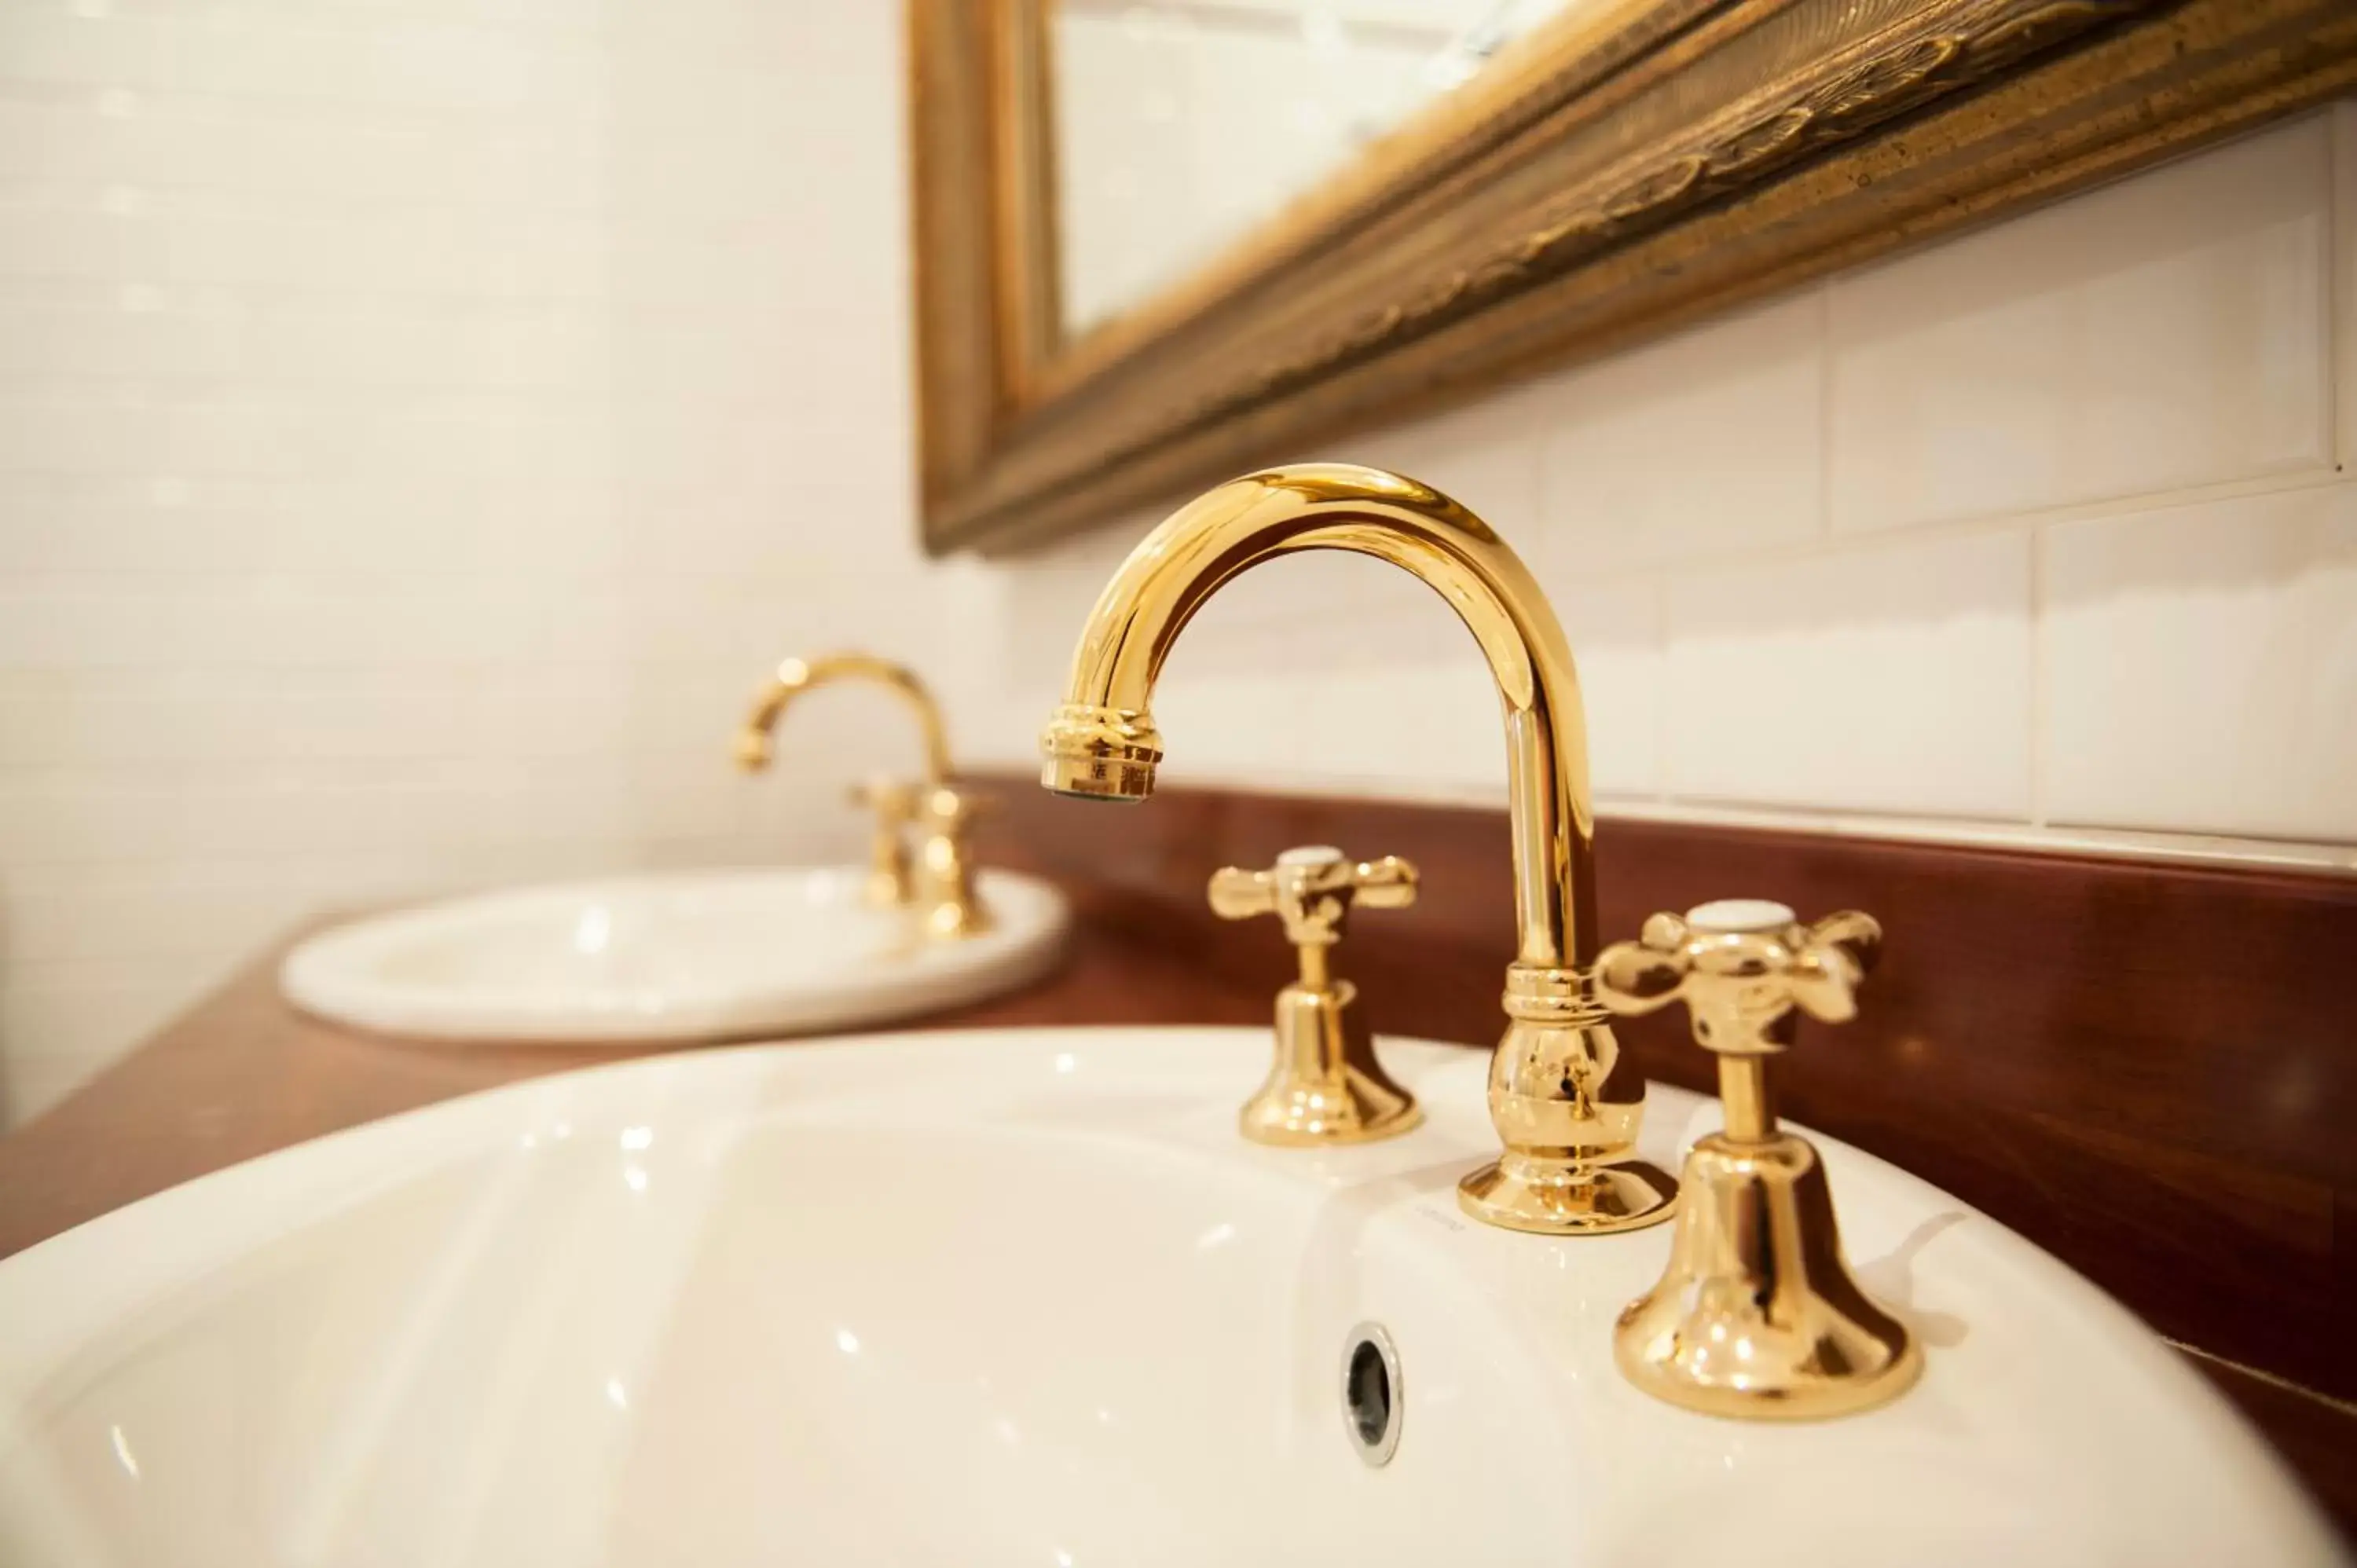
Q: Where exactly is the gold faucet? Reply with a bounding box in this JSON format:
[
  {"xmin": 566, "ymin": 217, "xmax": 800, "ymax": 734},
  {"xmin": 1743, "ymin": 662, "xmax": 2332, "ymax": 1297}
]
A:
[
  {"xmin": 1594, "ymin": 899, "xmax": 1919, "ymax": 1418},
  {"xmin": 737, "ymin": 652, "xmax": 993, "ymax": 937},
  {"xmin": 1209, "ymin": 844, "xmax": 1423, "ymax": 1145},
  {"xmin": 1038, "ymin": 464, "xmax": 1673, "ymax": 1233}
]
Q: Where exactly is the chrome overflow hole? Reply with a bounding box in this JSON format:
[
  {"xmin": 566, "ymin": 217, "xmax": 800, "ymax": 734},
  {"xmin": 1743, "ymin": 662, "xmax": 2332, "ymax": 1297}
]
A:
[{"xmin": 1341, "ymin": 1322, "xmax": 1402, "ymax": 1467}]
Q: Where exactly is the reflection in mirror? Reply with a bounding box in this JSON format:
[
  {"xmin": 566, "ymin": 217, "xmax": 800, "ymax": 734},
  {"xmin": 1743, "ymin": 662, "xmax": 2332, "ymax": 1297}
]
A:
[{"xmin": 1051, "ymin": 0, "xmax": 1578, "ymax": 337}]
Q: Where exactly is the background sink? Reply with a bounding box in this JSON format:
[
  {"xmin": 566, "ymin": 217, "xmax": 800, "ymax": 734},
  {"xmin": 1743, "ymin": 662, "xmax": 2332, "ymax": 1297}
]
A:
[
  {"xmin": 277, "ymin": 869, "xmax": 1068, "ymax": 1043},
  {"xmin": 0, "ymin": 1029, "xmax": 2336, "ymax": 1566}
]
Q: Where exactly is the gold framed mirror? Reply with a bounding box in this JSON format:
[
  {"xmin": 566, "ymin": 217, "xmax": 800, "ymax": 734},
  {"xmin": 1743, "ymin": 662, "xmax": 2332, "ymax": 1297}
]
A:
[{"xmin": 911, "ymin": 0, "xmax": 2355, "ymax": 555}]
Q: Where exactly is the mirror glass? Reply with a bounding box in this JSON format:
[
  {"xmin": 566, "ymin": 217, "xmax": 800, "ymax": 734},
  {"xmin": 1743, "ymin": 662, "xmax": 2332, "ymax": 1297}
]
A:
[{"xmin": 1050, "ymin": 0, "xmax": 1587, "ymax": 338}]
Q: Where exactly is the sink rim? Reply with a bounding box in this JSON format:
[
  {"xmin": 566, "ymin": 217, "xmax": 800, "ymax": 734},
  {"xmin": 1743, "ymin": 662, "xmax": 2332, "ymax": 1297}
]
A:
[{"xmin": 276, "ymin": 866, "xmax": 1069, "ymax": 1046}]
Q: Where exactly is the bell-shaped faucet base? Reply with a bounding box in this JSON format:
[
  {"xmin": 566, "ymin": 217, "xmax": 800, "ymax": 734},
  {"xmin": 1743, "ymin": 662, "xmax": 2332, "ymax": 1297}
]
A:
[
  {"xmin": 1241, "ymin": 980, "xmax": 1423, "ymax": 1146},
  {"xmin": 1615, "ymin": 1132, "xmax": 1918, "ymax": 1415}
]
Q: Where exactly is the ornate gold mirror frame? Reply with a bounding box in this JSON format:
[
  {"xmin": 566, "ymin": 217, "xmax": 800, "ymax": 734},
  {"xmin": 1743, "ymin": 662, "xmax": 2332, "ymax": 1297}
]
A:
[{"xmin": 911, "ymin": 0, "xmax": 2356, "ymax": 556}]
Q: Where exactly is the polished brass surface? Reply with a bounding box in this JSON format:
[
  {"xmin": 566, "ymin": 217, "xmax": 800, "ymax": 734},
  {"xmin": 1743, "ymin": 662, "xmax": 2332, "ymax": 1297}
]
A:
[
  {"xmin": 846, "ymin": 776, "xmax": 920, "ymax": 908},
  {"xmin": 1208, "ymin": 844, "xmax": 1421, "ymax": 1145},
  {"xmin": 1595, "ymin": 899, "xmax": 1920, "ymax": 1419},
  {"xmin": 736, "ymin": 653, "xmax": 952, "ymax": 781},
  {"xmin": 1037, "ymin": 463, "xmax": 1670, "ymax": 1229},
  {"xmin": 915, "ymin": 783, "xmax": 995, "ymax": 940},
  {"xmin": 735, "ymin": 652, "xmax": 990, "ymax": 937}
]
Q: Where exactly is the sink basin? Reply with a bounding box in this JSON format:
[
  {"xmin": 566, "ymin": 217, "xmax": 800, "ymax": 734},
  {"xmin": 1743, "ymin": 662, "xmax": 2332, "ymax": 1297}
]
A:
[
  {"xmin": 277, "ymin": 868, "xmax": 1069, "ymax": 1043},
  {"xmin": 0, "ymin": 1028, "xmax": 2335, "ymax": 1566}
]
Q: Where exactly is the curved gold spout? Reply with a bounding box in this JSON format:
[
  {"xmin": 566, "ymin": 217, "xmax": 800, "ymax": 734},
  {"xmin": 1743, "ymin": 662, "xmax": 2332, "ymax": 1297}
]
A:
[
  {"xmin": 1039, "ymin": 464, "xmax": 1674, "ymax": 1233},
  {"xmin": 736, "ymin": 652, "xmax": 951, "ymax": 786}
]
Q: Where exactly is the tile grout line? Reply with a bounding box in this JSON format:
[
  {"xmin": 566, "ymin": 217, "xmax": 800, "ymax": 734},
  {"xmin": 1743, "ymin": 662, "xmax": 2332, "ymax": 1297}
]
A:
[
  {"xmin": 1618, "ymin": 464, "xmax": 2351, "ymax": 587},
  {"xmin": 1644, "ymin": 571, "xmax": 1669, "ymax": 807},
  {"xmin": 1814, "ymin": 279, "xmax": 1835, "ymax": 540},
  {"xmin": 2026, "ymin": 522, "xmax": 2048, "ymax": 829},
  {"xmin": 2330, "ymin": 102, "xmax": 2348, "ymax": 475}
]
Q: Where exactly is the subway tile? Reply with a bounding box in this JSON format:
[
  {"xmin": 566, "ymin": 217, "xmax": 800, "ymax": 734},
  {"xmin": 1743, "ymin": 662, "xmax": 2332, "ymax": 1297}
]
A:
[
  {"xmin": 0, "ymin": 188, "xmax": 610, "ymax": 302},
  {"xmin": 1152, "ymin": 572, "xmax": 1658, "ymax": 797},
  {"xmin": 1828, "ymin": 115, "xmax": 2332, "ymax": 533},
  {"xmin": 1556, "ymin": 578, "xmax": 1662, "ymax": 800},
  {"xmin": 0, "ymin": 954, "xmax": 238, "ymax": 1122},
  {"xmin": 0, "ymin": 9, "xmax": 168, "ymax": 94},
  {"xmin": 0, "ymin": 1042, "xmax": 119, "ymax": 1124},
  {"xmin": 1534, "ymin": 292, "xmax": 1825, "ymax": 573},
  {"xmin": 0, "ymin": 577, "xmax": 580, "ymax": 672},
  {"xmin": 0, "ymin": 98, "xmax": 603, "ymax": 215},
  {"xmin": 0, "ymin": 1050, "xmax": 97, "ymax": 1127},
  {"xmin": 1128, "ymin": 397, "xmax": 1549, "ymax": 682},
  {"xmin": 0, "ymin": 867, "xmax": 307, "ymax": 967},
  {"xmin": 1347, "ymin": 389, "xmax": 1545, "ymax": 544},
  {"xmin": 1000, "ymin": 511, "xmax": 1158, "ymax": 694},
  {"xmin": 1156, "ymin": 661, "xmax": 1505, "ymax": 795},
  {"xmin": 0, "ymin": 0, "xmax": 926, "ymax": 1114},
  {"xmin": 0, "ymin": 392, "xmax": 341, "ymax": 480},
  {"xmin": 0, "ymin": 666, "xmax": 555, "ymax": 769},
  {"xmin": 1173, "ymin": 551, "xmax": 1426, "ymax": 677},
  {"xmin": 2334, "ymin": 102, "xmax": 2357, "ymax": 471},
  {"xmin": 1664, "ymin": 529, "xmax": 2033, "ymax": 817},
  {"xmin": 2, "ymin": 951, "xmax": 237, "ymax": 1053},
  {"xmin": 2041, "ymin": 483, "xmax": 2357, "ymax": 841},
  {"xmin": 0, "ymin": 286, "xmax": 236, "ymax": 383}
]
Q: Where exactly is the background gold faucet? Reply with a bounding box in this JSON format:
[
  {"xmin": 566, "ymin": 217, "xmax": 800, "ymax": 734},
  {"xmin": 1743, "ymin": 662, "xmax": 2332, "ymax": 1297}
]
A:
[
  {"xmin": 1037, "ymin": 463, "xmax": 1673, "ymax": 1233},
  {"xmin": 737, "ymin": 652, "xmax": 993, "ymax": 938},
  {"xmin": 1208, "ymin": 844, "xmax": 1422, "ymax": 1145}
]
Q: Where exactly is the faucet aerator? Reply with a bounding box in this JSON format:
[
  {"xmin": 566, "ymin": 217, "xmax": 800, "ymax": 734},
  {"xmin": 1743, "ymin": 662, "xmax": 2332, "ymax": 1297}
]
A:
[
  {"xmin": 1037, "ymin": 704, "xmax": 1162, "ymax": 801},
  {"xmin": 1040, "ymin": 755, "xmax": 1157, "ymax": 801}
]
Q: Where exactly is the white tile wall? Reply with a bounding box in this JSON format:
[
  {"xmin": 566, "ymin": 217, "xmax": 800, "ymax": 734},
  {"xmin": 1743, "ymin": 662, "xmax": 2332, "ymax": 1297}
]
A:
[
  {"xmin": 969, "ymin": 108, "xmax": 2357, "ymax": 866},
  {"xmin": 1666, "ymin": 529, "xmax": 2034, "ymax": 817},
  {"xmin": 2, "ymin": 0, "xmax": 2351, "ymax": 1127},
  {"xmin": 1545, "ymin": 578, "xmax": 1662, "ymax": 800},
  {"xmin": 1538, "ymin": 293, "xmax": 1826, "ymax": 573},
  {"xmin": 0, "ymin": 0, "xmax": 969, "ymax": 1123},
  {"xmin": 2042, "ymin": 484, "xmax": 2357, "ymax": 840},
  {"xmin": 1827, "ymin": 116, "xmax": 2331, "ymax": 534},
  {"xmin": 2334, "ymin": 102, "xmax": 2357, "ymax": 474}
]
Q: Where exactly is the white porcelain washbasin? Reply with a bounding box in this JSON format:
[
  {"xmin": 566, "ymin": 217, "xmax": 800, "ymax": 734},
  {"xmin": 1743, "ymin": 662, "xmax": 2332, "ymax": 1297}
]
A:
[
  {"xmin": 0, "ymin": 1028, "xmax": 2337, "ymax": 1566},
  {"xmin": 278, "ymin": 868, "xmax": 1069, "ymax": 1043}
]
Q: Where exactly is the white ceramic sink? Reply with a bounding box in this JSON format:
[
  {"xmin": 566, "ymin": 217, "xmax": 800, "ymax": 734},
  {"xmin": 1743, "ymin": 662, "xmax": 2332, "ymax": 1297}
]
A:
[
  {"xmin": 0, "ymin": 1028, "xmax": 2337, "ymax": 1566},
  {"xmin": 278, "ymin": 868, "xmax": 1069, "ymax": 1042}
]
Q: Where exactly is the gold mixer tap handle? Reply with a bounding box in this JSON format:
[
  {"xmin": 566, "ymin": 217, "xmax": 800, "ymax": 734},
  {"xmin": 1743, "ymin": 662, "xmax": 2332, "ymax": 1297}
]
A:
[
  {"xmin": 1595, "ymin": 899, "xmax": 1916, "ymax": 1418},
  {"xmin": 1210, "ymin": 845, "xmax": 1426, "ymax": 1146},
  {"xmin": 910, "ymin": 782, "xmax": 995, "ymax": 940},
  {"xmin": 916, "ymin": 781, "xmax": 992, "ymax": 828},
  {"xmin": 842, "ymin": 776, "xmax": 921, "ymax": 907},
  {"xmin": 848, "ymin": 775, "xmax": 919, "ymax": 822},
  {"xmin": 1593, "ymin": 899, "xmax": 1880, "ymax": 1057},
  {"xmin": 1206, "ymin": 846, "xmax": 1417, "ymax": 965}
]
